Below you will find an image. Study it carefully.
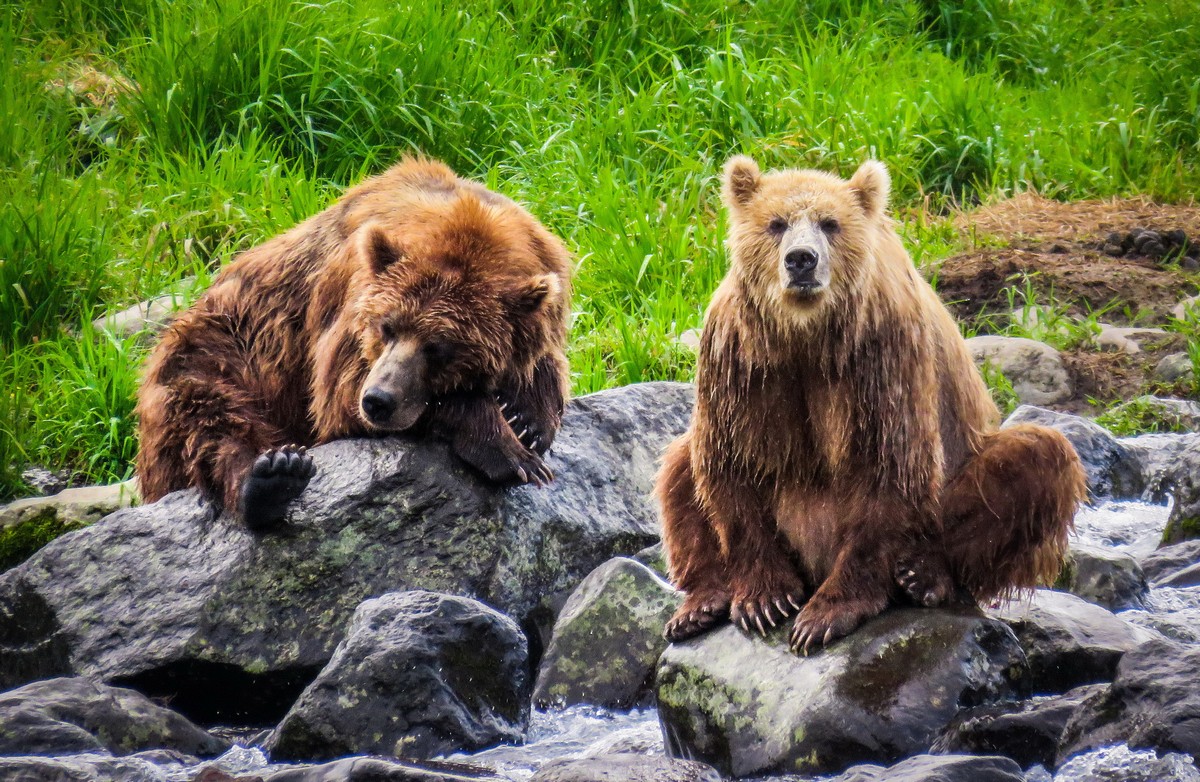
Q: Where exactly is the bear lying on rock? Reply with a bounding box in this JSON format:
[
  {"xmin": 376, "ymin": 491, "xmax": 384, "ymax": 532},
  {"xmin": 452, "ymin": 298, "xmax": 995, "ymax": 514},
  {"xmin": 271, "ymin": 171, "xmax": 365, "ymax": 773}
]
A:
[
  {"xmin": 658, "ymin": 156, "xmax": 1086, "ymax": 652},
  {"xmin": 136, "ymin": 157, "xmax": 571, "ymax": 530}
]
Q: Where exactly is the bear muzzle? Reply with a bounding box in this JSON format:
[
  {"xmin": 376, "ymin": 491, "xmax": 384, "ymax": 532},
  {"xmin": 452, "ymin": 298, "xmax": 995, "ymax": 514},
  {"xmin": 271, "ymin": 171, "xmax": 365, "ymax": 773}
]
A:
[
  {"xmin": 782, "ymin": 246, "xmax": 826, "ymax": 295},
  {"xmin": 360, "ymin": 339, "xmax": 430, "ymax": 430}
]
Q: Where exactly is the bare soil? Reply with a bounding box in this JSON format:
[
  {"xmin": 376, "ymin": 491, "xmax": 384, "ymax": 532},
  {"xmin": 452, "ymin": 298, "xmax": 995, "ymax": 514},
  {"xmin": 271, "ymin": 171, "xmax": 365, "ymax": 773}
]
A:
[{"xmin": 937, "ymin": 193, "xmax": 1200, "ymax": 412}]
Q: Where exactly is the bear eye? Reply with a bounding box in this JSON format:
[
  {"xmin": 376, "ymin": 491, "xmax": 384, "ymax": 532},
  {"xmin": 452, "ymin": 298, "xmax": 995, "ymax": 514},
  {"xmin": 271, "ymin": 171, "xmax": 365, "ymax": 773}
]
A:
[
  {"xmin": 767, "ymin": 217, "xmax": 788, "ymax": 236},
  {"xmin": 379, "ymin": 321, "xmax": 396, "ymax": 342},
  {"xmin": 423, "ymin": 341, "xmax": 457, "ymax": 366},
  {"xmin": 820, "ymin": 217, "xmax": 841, "ymax": 235}
]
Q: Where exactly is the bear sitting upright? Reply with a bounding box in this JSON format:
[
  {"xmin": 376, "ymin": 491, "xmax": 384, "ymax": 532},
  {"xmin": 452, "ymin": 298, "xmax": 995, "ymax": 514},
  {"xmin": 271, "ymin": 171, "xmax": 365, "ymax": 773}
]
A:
[
  {"xmin": 136, "ymin": 156, "xmax": 571, "ymax": 530},
  {"xmin": 657, "ymin": 155, "xmax": 1086, "ymax": 653}
]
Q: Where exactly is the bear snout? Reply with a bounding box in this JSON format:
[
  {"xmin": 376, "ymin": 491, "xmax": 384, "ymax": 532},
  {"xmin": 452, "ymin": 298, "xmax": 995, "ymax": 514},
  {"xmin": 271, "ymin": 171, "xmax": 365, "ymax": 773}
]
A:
[
  {"xmin": 783, "ymin": 246, "xmax": 823, "ymax": 293},
  {"xmin": 361, "ymin": 387, "xmax": 397, "ymax": 423}
]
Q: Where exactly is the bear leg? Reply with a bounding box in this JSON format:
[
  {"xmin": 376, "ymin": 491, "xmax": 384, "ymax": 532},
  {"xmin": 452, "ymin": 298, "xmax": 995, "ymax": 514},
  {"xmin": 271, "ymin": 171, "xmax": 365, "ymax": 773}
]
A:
[
  {"xmin": 494, "ymin": 354, "xmax": 567, "ymax": 456},
  {"xmin": 941, "ymin": 424, "xmax": 1086, "ymax": 603},
  {"xmin": 432, "ymin": 391, "xmax": 553, "ymax": 485},
  {"xmin": 658, "ymin": 437, "xmax": 733, "ymax": 642},
  {"xmin": 138, "ymin": 368, "xmax": 312, "ymax": 529},
  {"xmin": 790, "ymin": 496, "xmax": 924, "ymax": 654}
]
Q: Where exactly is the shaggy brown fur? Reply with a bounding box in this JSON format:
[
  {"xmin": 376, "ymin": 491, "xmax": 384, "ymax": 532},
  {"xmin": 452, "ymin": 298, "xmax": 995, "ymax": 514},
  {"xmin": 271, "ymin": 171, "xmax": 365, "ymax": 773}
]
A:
[
  {"xmin": 658, "ymin": 156, "xmax": 1086, "ymax": 653},
  {"xmin": 136, "ymin": 156, "xmax": 571, "ymax": 530}
]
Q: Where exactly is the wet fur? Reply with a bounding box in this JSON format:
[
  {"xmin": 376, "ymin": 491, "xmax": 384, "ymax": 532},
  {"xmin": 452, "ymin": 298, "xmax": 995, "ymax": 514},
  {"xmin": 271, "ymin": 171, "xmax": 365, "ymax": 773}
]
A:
[
  {"xmin": 658, "ymin": 157, "xmax": 1086, "ymax": 651},
  {"xmin": 137, "ymin": 157, "xmax": 571, "ymax": 523}
]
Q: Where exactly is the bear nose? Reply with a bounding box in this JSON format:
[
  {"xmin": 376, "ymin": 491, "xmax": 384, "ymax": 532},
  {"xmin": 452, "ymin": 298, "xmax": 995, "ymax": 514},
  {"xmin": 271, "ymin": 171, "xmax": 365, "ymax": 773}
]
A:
[
  {"xmin": 785, "ymin": 248, "xmax": 818, "ymax": 273},
  {"xmin": 361, "ymin": 388, "xmax": 397, "ymax": 423}
]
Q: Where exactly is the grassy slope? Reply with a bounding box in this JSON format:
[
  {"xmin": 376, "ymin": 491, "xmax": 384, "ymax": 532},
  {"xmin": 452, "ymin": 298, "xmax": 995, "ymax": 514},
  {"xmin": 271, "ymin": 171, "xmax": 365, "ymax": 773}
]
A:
[{"xmin": 0, "ymin": 0, "xmax": 1197, "ymax": 498}]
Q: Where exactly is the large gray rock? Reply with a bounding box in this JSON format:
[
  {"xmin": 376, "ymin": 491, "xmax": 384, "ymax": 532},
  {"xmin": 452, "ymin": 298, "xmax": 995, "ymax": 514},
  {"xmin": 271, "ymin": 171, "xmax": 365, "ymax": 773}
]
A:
[
  {"xmin": 656, "ymin": 608, "xmax": 1027, "ymax": 777},
  {"xmin": 1056, "ymin": 545, "xmax": 1148, "ymax": 611},
  {"xmin": 528, "ymin": 755, "xmax": 720, "ymax": 782},
  {"xmin": 0, "ymin": 753, "xmax": 174, "ymax": 782},
  {"xmin": 533, "ymin": 557, "xmax": 681, "ymax": 709},
  {"xmin": 0, "ymin": 383, "xmax": 692, "ymax": 723},
  {"xmin": 830, "ymin": 754, "xmax": 1024, "ymax": 782},
  {"xmin": 931, "ymin": 685, "xmax": 1104, "ymax": 769},
  {"xmin": 0, "ymin": 676, "xmax": 227, "ymax": 757},
  {"xmin": 266, "ymin": 591, "xmax": 528, "ymax": 762},
  {"xmin": 1058, "ymin": 637, "xmax": 1200, "ymax": 764},
  {"xmin": 990, "ymin": 590, "xmax": 1158, "ymax": 694},
  {"xmin": 1140, "ymin": 539, "xmax": 1200, "ymax": 583},
  {"xmin": 967, "ymin": 336, "xmax": 1072, "ymax": 406}
]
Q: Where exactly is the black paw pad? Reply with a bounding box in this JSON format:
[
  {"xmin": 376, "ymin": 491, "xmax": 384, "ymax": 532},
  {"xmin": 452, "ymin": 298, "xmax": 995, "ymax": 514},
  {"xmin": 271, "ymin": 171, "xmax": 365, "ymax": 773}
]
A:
[{"xmin": 239, "ymin": 445, "xmax": 316, "ymax": 532}]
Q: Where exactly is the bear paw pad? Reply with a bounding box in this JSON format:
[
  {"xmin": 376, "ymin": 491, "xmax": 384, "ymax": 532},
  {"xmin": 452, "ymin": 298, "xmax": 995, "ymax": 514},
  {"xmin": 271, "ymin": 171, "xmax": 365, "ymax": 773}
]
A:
[{"xmin": 239, "ymin": 445, "xmax": 316, "ymax": 532}]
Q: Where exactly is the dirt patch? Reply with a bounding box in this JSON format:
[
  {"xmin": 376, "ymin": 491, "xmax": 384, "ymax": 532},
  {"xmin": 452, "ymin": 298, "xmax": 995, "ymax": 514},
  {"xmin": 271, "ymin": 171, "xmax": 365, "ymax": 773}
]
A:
[
  {"xmin": 938, "ymin": 194, "xmax": 1200, "ymax": 412},
  {"xmin": 955, "ymin": 191, "xmax": 1200, "ymax": 243},
  {"xmin": 935, "ymin": 244, "xmax": 1198, "ymax": 325}
]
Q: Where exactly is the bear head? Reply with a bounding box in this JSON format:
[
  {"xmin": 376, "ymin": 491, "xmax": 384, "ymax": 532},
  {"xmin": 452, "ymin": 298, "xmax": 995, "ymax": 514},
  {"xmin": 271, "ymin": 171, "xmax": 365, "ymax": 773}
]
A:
[
  {"xmin": 721, "ymin": 155, "xmax": 890, "ymax": 322},
  {"xmin": 350, "ymin": 199, "xmax": 564, "ymax": 432}
]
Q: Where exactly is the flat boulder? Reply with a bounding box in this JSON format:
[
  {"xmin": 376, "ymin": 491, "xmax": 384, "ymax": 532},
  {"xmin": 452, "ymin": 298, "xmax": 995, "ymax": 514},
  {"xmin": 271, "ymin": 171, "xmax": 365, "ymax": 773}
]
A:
[
  {"xmin": 931, "ymin": 685, "xmax": 1103, "ymax": 769},
  {"xmin": 830, "ymin": 754, "xmax": 1024, "ymax": 782},
  {"xmin": 265, "ymin": 591, "xmax": 528, "ymax": 762},
  {"xmin": 533, "ymin": 557, "xmax": 682, "ymax": 709},
  {"xmin": 1056, "ymin": 545, "xmax": 1148, "ymax": 610},
  {"xmin": 1140, "ymin": 539, "xmax": 1200, "ymax": 583},
  {"xmin": 1058, "ymin": 637, "xmax": 1200, "ymax": 764},
  {"xmin": 0, "ymin": 676, "xmax": 228, "ymax": 757},
  {"xmin": 0, "ymin": 383, "xmax": 692, "ymax": 724},
  {"xmin": 656, "ymin": 607, "xmax": 1027, "ymax": 777},
  {"xmin": 990, "ymin": 590, "xmax": 1157, "ymax": 693}
]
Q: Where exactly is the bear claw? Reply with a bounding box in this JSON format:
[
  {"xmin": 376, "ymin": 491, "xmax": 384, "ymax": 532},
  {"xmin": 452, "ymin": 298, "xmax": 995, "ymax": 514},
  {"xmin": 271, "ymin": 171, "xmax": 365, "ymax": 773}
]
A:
[
  {"xmin": 790, "ymin": 596, "xmax": 879, "ymax": 656},
  {"xmin": 495, "ymin": 390, "xmax": 548, "ymax": 455},
  {"xmin": 664, "ymin": 590, "xmax": 731, "ymax": 642},
  {"xmin": 239, "ymin": 444, "xmax": 315, "ymax": 532},
  {"xmin": 730, "ymin": 590, "xmax": 804, "ymax": 638}
]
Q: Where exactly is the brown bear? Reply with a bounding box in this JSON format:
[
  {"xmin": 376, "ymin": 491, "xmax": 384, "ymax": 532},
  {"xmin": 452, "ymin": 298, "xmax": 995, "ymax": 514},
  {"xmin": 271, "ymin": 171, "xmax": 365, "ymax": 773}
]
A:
[
  {"xmin": 657, "ymin": 156, "xmax": 1086, "ymax": 653},
  {"xmin": 136, "ymin": 156, "xmax": 571, "ymax": 530}
]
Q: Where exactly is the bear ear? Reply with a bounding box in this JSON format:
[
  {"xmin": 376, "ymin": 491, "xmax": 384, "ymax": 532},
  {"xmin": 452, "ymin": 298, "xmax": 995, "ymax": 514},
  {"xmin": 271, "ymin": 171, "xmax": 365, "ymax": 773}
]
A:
[
  {"xmin": 510, "ymin": 273, "xmax": 561, "ymax": 314},
  {"xmin": 849, "ymin": 160, "xmax": 890, "ymax": 218},
  {"xmin": 359, "ymin": 225, "xmax": 404, "ymax": 275},
  {"xmin": 722, "ymin": 155, "xmax": 761, "ymax": 209}
]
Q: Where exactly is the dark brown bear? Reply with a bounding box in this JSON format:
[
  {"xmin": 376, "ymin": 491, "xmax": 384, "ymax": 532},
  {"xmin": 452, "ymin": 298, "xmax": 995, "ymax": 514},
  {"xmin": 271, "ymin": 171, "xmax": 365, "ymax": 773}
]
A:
[
  {"xmin": 657, "ymin": 156, "xmax": 1086, "ymax": 653},
  {"xmin": 136, "ymin": 157, "xmax": 571, "ymax": 530}
]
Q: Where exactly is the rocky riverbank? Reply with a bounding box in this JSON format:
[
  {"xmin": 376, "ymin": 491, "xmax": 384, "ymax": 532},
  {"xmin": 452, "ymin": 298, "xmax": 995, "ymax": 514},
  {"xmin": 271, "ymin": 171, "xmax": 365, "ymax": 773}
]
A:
[{"xmin": 1, "ymin": 383, "xmax": 1199, "ymax": 781}]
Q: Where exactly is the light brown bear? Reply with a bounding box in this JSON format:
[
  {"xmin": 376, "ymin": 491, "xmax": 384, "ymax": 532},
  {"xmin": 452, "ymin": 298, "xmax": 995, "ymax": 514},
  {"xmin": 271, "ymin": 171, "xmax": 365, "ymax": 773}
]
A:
[
  {"xmin": 657, "ymin": 156, "xmax": 1086, "ymax": 653},
  {"xmin": 136, "ymin": 157, "xmax": 571, "ymax": 530}
]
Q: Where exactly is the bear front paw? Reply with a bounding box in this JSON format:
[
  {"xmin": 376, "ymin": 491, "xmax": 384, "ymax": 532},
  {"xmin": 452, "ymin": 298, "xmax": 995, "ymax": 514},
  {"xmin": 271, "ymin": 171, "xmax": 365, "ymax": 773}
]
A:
[
  {"xmin": 454, "ymin": 436, "xmax": 554, "ymax": 487},
  {"xmin": 664, "ymin": 589, "xmax": 732, "ymax": 643},
  {"xmin": 495, "ymin": 391, "xmax": 549, "ymax": 455},
  {"xmin": 730, "ymin": 586, "xmax": 805, "ymax": 637},
  {"xmin": 238, "ymin": 445, "xmax": 315, "ymax": 532},
  {"xmin": 790, "ymin": 595, "xmax": 882, "ymax": 656}
]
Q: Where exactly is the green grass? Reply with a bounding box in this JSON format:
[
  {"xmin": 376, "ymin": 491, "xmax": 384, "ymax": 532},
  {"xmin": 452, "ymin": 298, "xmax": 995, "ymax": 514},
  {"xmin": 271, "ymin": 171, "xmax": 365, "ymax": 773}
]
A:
[{"xmin": 1, "ymin": 0, "xmax": 1199, "ymax": 498}]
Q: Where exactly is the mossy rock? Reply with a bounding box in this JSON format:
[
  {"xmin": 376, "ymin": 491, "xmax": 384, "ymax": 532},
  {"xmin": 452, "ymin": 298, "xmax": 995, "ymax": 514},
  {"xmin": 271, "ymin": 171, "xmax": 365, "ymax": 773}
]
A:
[
  {"xmin": 0, "ymin": 481, "xmax": 137, "ymax": 571},
  {"xmin": 656, "ymin": 607, "xmax": 1028, "ymax": 777},
  {"xmin": 533, "ymin": 557, "xmax": 682, "ymax": 709}
]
